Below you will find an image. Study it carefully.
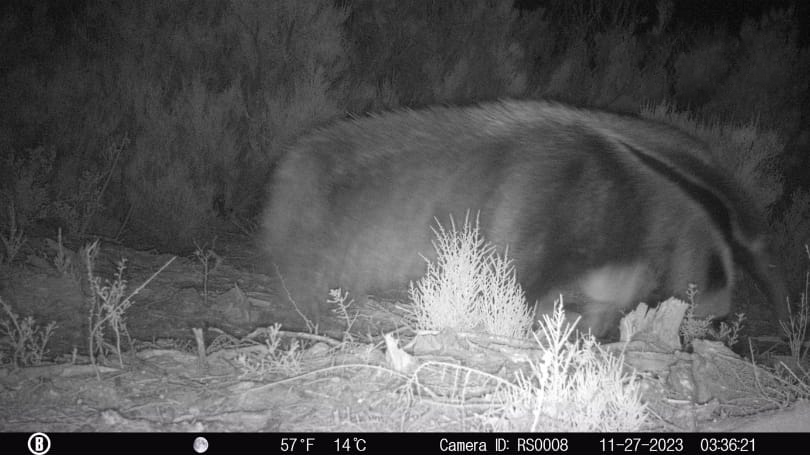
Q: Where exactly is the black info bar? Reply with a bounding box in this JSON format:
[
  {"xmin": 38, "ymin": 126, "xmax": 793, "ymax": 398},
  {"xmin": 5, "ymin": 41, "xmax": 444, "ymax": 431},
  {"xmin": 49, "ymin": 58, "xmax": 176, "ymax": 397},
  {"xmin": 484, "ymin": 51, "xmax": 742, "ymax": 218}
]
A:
[{"xmin": 3, "ymin": 432, "xmax": 805, "ymax": 455}]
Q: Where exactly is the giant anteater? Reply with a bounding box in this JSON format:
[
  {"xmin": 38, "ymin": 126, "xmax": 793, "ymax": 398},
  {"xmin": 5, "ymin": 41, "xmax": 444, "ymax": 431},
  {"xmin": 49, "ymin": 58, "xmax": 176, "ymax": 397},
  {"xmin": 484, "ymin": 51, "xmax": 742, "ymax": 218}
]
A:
[{"xmin": 261, "ymin": 101, "xmax": 786, "ymax": 336}]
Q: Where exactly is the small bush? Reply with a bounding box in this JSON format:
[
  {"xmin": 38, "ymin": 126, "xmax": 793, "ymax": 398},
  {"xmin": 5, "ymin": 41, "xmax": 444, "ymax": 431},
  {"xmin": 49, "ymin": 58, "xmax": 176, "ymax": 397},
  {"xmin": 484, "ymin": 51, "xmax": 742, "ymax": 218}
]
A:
[
  {"xmin": 679, "ymin": 305, "xmax": 713, "ymax": 349},
  {"xmin": 680, "ymin": 285, "xmax": 746, "ymax": 349},
  {"xmin": 0, "ymin": 204, "xmax": 26, "ymax": 265},
  {"xmin": 234, "ymin": 323, "xmax": 303, "ymax": 378},
  {"xmin": 781, "ymin": 246, "xmax": 810, "ymax": 365},
  {"xmin": 0, "ymin": 297, "xmax": 57, "ymax": 367},
  {"xmin": 490, "ymin": 300, "xmax": 647, "ymax": 431},
  {"xmin": 408, "ymin": 214, "xmax": 533, "ymax": 339},
  {"xmin": 85, "ymin": 240, "xmax": 175, "ymax": 370}
]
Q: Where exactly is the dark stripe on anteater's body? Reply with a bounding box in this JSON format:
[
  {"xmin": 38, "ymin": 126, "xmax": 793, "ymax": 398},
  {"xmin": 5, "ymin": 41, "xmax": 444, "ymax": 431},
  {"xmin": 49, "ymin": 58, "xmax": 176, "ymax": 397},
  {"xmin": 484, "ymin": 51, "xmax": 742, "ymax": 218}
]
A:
[
  {"xmin": 261, "ymin": 101, "xmax": 785, "ymax": 335},
  {"xmin": 615, "ymin": 140, "xmax": 786, "ymax": 322}
]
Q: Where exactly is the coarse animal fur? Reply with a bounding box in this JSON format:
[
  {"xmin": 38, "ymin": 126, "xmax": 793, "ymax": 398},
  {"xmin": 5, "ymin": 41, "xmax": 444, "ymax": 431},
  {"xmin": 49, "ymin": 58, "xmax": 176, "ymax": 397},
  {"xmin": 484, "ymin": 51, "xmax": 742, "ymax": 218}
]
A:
[{"xmin": 260, "ymin": 100, "xmax": 786, "ymax": 336}]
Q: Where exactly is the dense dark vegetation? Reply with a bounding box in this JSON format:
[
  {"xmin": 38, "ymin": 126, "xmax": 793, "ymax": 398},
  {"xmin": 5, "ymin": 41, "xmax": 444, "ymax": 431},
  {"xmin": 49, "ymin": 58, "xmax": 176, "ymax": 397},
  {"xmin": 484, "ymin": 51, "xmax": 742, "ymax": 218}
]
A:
[{"xmin": 1, "ymin": 0, "xmax": 808, "ymax": 294}]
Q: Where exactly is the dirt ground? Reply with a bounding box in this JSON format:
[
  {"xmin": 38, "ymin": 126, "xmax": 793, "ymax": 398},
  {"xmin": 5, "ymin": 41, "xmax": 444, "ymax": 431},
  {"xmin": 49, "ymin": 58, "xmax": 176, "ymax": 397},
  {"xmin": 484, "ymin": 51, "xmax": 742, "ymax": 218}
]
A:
[{"xmin": 0, "ymin": 233, "xmax": 807, "ymax": 433}]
